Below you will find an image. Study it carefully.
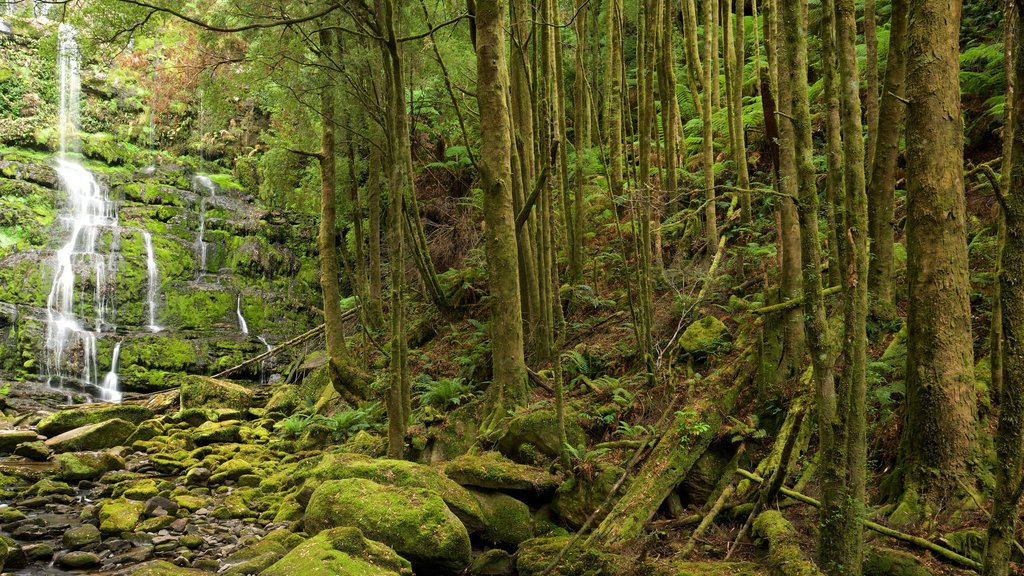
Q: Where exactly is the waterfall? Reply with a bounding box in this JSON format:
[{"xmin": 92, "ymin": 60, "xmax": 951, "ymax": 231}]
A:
[
  {"xmin": 44, "ymin": 24, "xmax": 118, "ymax": 395},
  {"xmin": 191, "ymin": 175, "xmax": 216, "ymax": 278},
  {"xmin": 99, "ymin": 341, "xmax": 122, "ymax": 403},
  {"xmin": 142, "ymin": 231, "xmax": 162, "ymax": 332},
  {"xmin": 236, "ymin": 295, "xmax": 249, "ymax": 335},
  {"xmin": 256, "ymin": 335, "xmax": 271, "ymax": 384}
]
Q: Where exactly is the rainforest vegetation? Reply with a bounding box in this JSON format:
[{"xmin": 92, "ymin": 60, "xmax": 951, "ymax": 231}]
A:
[{"xmin": 0, "ymin": 0, "xmax": 1020, "ymax": 574}]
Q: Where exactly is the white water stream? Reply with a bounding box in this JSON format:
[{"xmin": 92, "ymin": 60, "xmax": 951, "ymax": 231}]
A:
[
  {"xmin": 99, "ymin": 340, "xmax": 122, "ymax": 402},
  {"xmin": 191, "ymin": 175, "xmax": 216, "ymax": 278},
  {"xmin": 143, "ymin": 231, "xmax": 162, "ymax": 332},
  {"xmin": 44, "ymin": 25, "xmax": 119, "ymax": 397},
  {"xmin": 236, "ymin": 295, "xmax": 249, "ymax": 335}
]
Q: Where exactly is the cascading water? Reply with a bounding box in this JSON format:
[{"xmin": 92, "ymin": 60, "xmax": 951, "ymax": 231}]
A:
[
  {"xmin": 99, "ymin": 340, "xmax": 122, "ymax": 403},
  {"xmin": 191, "ymin": 175, "xmax": 216, "ymax": 278},
  {"xmin": 143, "ymin": 231, "xmax": 162, "ymax": 332},
  {"xmin": 236, "ymin": 295, "xmax": 249, "ymax": 335},
  {"xmin": 44, "ymin": 24, "xmax": 119, "ymax": 397}
]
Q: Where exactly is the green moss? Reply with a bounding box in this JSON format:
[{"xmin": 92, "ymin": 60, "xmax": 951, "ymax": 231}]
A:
[
  {"xmin": 117, "ymin": 560, "xmax": 210, "ymax": 575},
  {"xmin": 469, "ymin": 488, "xmax": 534, "ymax": 547},
  {"xmin": 43, "ymin": 418, "xmax": 136, "ymax": 453},
  {"xmin": 751, "ymin": 511, "xmax": 821, "ymax": 576},
  {"xmin": 37, "ymin": 404, "xmax": 153, "ymax": 437},
  {"xmin": 163, "ymin": 288, "xmax": 233, "ymax": 330},
  {"xmin": 210, "ymin": 458, "xmax": 253, "ymax": 484},
  {"xmin": 296, "ymin": 452, "xmax": 484, "ymax": 532},
  {"xmin": 305, "ymin": 478, "xmax": 471, "ymax": 573},
  {"xmin": 515, "ymin": 536, "xmax": 610, "ymax": 576},
  {"xmin": 679, "ymin": 316, "xmax": 729, "ymax": 354},
  {"xmin": 674, "ymin": 562, "xmax": 764, "ymax": 576},
  {"xmin": 98, "ymin": 497, "xmax": 145, "ymax": 535},
  {"xmin": 262, "ymin": 527, "xmax": 412, "ymax": 576},
  {"xmin": 444, "ymin": 451, "xmax": 559, "ymax": 492},
  {"xmin": 179, "ymin": 376, "xmax": 254, "ymax": 411},
  {"xmin": 55, "ymin": 451, "xmax": 125, "ymax": 481}
]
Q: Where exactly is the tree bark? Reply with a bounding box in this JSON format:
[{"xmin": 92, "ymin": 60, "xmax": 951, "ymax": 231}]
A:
[
  {"xmin": 894, "ymin": 0, "xmax": 976, "ymax": 522},
  {"xmin": 475, "ymin": 0, "xmax": 529, "ymax": 432},
  {"xmin": 867, "ymin": 0, "xmax": 908, "ymax": 318},
  {"xmin": 701, "ymin": 0, "xmax": 719, "ymax": 249},
  {"xmin": 317, "ymin": 28, "xmax": 366, "ymax": 405},
  {"xmin": 983, "ymin": 4, "xmax": 1023, "ymax": 575}
]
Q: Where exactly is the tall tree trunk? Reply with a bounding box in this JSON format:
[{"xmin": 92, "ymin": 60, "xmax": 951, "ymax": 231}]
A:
[
  {"xmin": 701, "ymin": 0, "xmax": 719, "ymax": 249},
  {"xmin": 606, "ymin": 0, "xmax": 625, "ymax": 202},
  {"xmin": 475, "ymin": 0, "xmax": 530, "ymax": 432},
  {"xmin": 570, "ymin": 0, "xmax": 589, "ymax": 288},
  {"xmin": 378, "ymin": 1, "xmax": 412, "ymax": 456},
  {"xmin": 729, "ymin": 0, "xmax": 751, "ymax": 222},
  {"xmin": 317, "ymin": 28, "xmax": 365, "ymax": 405},
  {"xmin": 366, "ymin": 144, "xmax": 384, "ymax": 330},
  {"xmin": 778, "ymin": 2, "xmax": 850, "ymax": 574},
  {"xmin": 659, "ymin": 0, "xmax": 681, "ymax": 219},
  {"xmin": 863, "ymin": 0, "xmax": 879, "ymax": 169},
  {"xmin": 867, "ymin": 0, "xmax": 908, "ymax": 318},
  {"xmin": 893, "ymin": 0, "xmax": 976, "ymax": 523},
  {"xmin": 681, "ymin": 0, "xmax": 705, "ymax": 121},
  {"xmin": 771, "ymin": 0, "xmax": 804, "ymax": 385},
  {"xmin": 982, "ymin": 5, "xmax": 1021, "ymax": 575},
  {"xmin": 821, "ymin": 0, "xmax": 845, "ymax": 288},
  {"xmin": 833, "ymin": 0, "xmax": 869, "ymax": 570},
  {"xmin": 637, "ymin": 0, "xmax": 656, "ymax": 376}
]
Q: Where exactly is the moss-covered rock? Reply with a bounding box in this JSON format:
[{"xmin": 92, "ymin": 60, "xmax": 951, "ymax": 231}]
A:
[
  {"xmin": 674, "ymin": 562, "xmax": 764, "ymax": 575},
  {"xmin": 262, "ymin": 527, "xmax": 412, "ymax": 576},
  {"xmin": 943, "ymin": 529, "xmax": 986, "ymax": 563},
  {"xmin": 219, "ymin": 529, "xmax": 305, "ymax": 576},
  {"xmin": 118, "ymin": 560, "xmax": 211, "ymax": 575},
  {"xmin": 0, "ymin": 430, "xmax": 39, "ymax": 453},
  {"xmin": 210, "ymin": 458, "xmax": 253, "ymax": 484},
  {"xmin": 679, "ymin": 316, "xmax": 729, "ymax": 354},
  {"xmin": 864, "ymin": 548, "xmax": 933, "ymax": 576},
  {"xmin": 43, "ymin": 418, "xmax": 136, "ymax": 453},
  {"xmin": 496, "ymin": 408, "xmax": 584, "ymax": 463},
  {"xmin": 469, "ymin": 549, "xmax": 514, "ymax": 576},
  {"xmin": 13, "ymin": 441, "xmax": 50, "ymax": 461},
  {"xmin": 305, "ymin": 478, "xmax": 471, "ymax": 573},
  {"xmin": 37, "ymin": 404, "xmax": 153, "ymax": 437},
  {"xmin": 751, "ymin": 510, "xmax": 821, "ymax": 576},
  {"xmin": 98, "ymin": 498, "xmax": 145, "ymax": 535},
  {"xmin": 179, "ymin": 376, "xmax": 253, "ymax": 411},
  {"xmin": 552, "ymin": 464, "xmax": 623, "ymax": 530},
  {"xmin": 190, "ymin": 421, "xmax": 242, "ymax": 446},
  {"xmin": 125, "ymin": 419, "xmax": 164, "ymax": 444},
  {"xmin": 445, "ymin": 451, "xmax": 560, "ymax": 492},
  {"xmin": 297, "ymin": 452, "xmax": 484, "ymax": 532},
  {"xmin": 515, "ymin": 536, "xmax": 610, "ymax": 576},
  {"xmin": 56, "ymin": 451, "xmax": 125, "ymax": 481},
  {"xmin": 61, "ymin": 524, "xmax": 100, "ymax": 549},
  {"xmin": 469, "ymin": 488, "xmax": 534, "ymax": 547}
]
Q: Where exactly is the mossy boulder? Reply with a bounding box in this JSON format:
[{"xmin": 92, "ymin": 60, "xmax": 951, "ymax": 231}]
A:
[
  {"xmin": 44, "ymin": 418, "xmax": 136, "ymax": 453},
  {"xmin": 62, "ymin": 524, "xmax": 100, "ymax": 549},
  {"xmin": 99, "ymin": 498, "xmax": 145, "ymax": 535},
  {"xmin": 13, "ymin": 441, "xmax": 50, "ymax": 461},
  {"xmin": 469, "ymin": 549, "xmax": 514, "ymax": 576},
  {"xmin": 679, "ymin": 316, "xmax": 729, "ymax": 354},
  {"xmin": 552, "ymin": 464, "xmax": 624, "ymax": 530},
  {"xmin": 179, "ymin": 376, "xmax": 253, "ymax": 411},
  {"xmin": 297, "ymin": 452, "xmax": 484, "ymax": 532},
  {"xmin": 37, "ymin": 404, "xmax": 153, "ymax": 437},
  {"xmin": 125, "ymin": 419, "xmax": 164, "ymax": 444},
  {"xmin": 190, "ymin": 421, "xmax": 242, "ymax": 446},
  {"xmin": 445, "ymin": 451, "xmax": 559, "ymax": 492},
  {"xmin": 943, "ymin": 529, "xmax": 986, "ymax": 563},
  {"xmin": 864, "ymin": 548, "xmax": 933, "ymax": 576},
  {"xmin": 220, "ymin": 529, "xmax": 305, "ymax": 576},
  {"xmin": 118, "ymin": 560, "xmax": 211, "ymax": 575},
  {"xmin": 515, "ymin": 536, "xmax": 609, "ymax": 576},
  {"xmin": 305, "ymin": 478, "xmax": 471, "ymax": 573},
  {"xmin": 674, "ymin": 562, "xmax": 763, "ymax": 575},
  {"xmin": 0, "ymin": 430, "xmax": 39, "ymax": 453},
  {"xmin": 751, "ymin": 511, "xmax": 820, "ymax": 576},
  {"xmin": 496, "ymin": 408, "xmax": 584, "ymax": 463},
  {"xmin": 56, "ymin": 451, "xmax": 125, "ymax": 481},
  {"xmin": 470, "ymin": 488, "xmax": 534, "ymax": 547},
  {"xmin": 210, "ymin": 458, "xmax": 253, "ymax": 484},
  {"xmin": 262, "ymin": 527, "xmax": 412, "ymax": 576}
]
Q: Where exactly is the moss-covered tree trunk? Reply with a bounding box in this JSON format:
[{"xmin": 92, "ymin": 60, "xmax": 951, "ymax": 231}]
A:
[
  {"xmin": 378, "ymin": 1, "xmax": 411, "ymax": 456},
  {"xmin": 834, "ymin": 0, "xmax": 869, "ymax": 570},
  {"xmin": 701, "ymin": 0, "xmax": 719, "ymax": 249},
  {"xmin": 606, "ymin": 0, "xmax": 625, "ymax": 203},
  {"xmin": 893, "ymin": 0, "xmax": 977, "ymax": 522},
  {"xmin": 730, "ymin": 0, "xmax": 751, "ymax": 223},
  {"xmin": 771, "ymin": 0, "xmax": 804, "ymax": 386},
  {"xmin": 475, "ymin": 0, "xmax": 529, "ymax": 432},
  {"xmin": 569, "ymin": 0, "xmax": 589, "ymax": 288},
  {"xmin": 863, "ymin": 0, "xmax": 879, "ymax": 169},
  {"xmin": 317, "ymin": 28, "xmax": 365, "ymax": 405},
  {"xmin": 366, "ymin": 144, "xmax": 384, "ymax": 331},
  {"xmin": 820, "ymin": 0, "xmax": 845, "ymax": 288},
  {"xmin": 866, "ymin": 0, "xmax": 908, "ymax": 319},
  {"xmin": 983, "ymin": 4, "xmax": 1023, "ymax": 574}
]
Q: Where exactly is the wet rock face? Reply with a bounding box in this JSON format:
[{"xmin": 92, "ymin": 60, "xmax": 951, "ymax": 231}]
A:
[{"xmin": 0, "ymin": 145, "xmax": 324, "ymax": 397}]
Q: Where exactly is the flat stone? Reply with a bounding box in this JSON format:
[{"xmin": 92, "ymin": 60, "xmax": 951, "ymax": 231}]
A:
[
  {"xmin": 58, "ymin": 550, "xmax": 101, "ymax": 569},
  {"xmin": 44, "ymin": 419, "xmax": 136, "ymax": 453},
  {"xmin": 0, "ymin": 430, "xmax": 40, "ymax": 453}
]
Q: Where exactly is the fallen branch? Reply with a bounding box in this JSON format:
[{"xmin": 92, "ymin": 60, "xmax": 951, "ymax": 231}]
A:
[
  {"xmin": 735, "ymin": 469, "xmax": 982, "ymax": 571},
  {"xmin": 750, "ymin": 285, "xmax": 842, "ymax": 315},
  {"xmin": 213, "ymin": 307, "xmax": 359, "ymax": 379}
]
